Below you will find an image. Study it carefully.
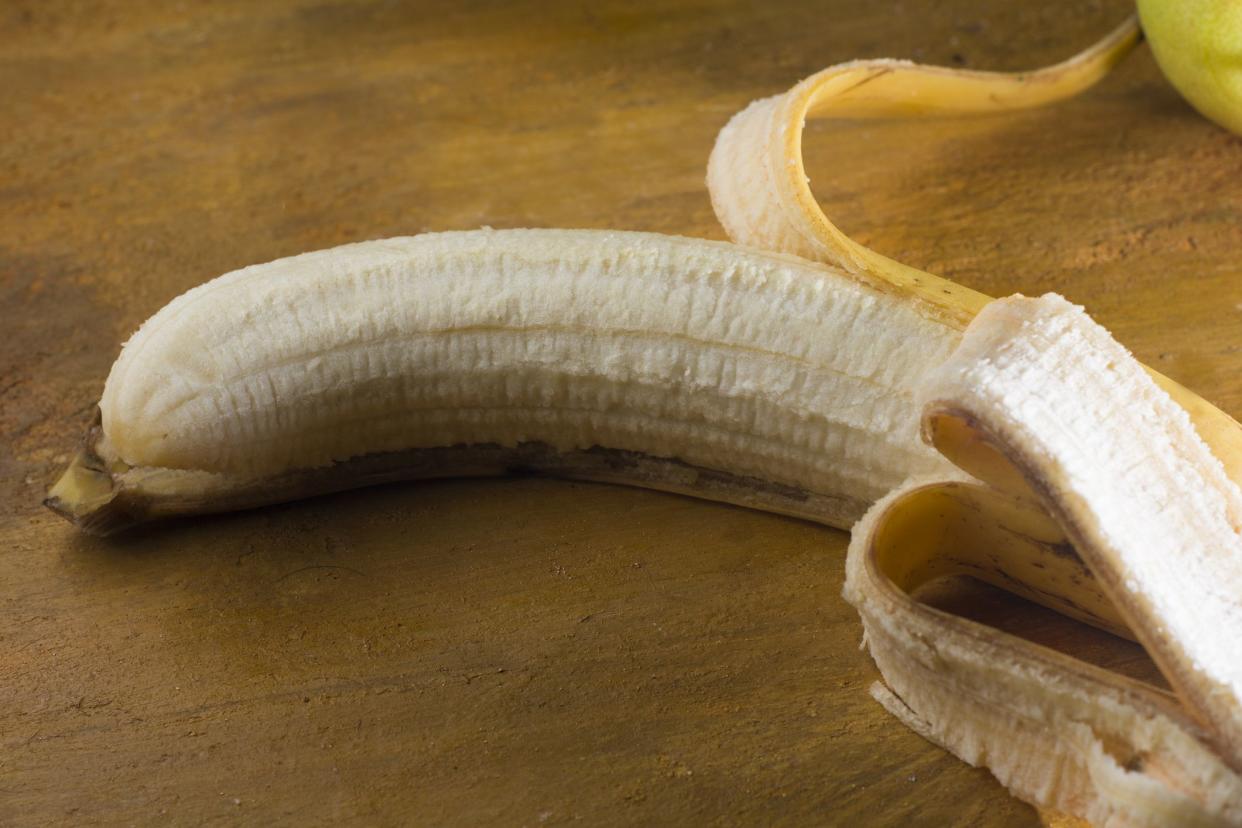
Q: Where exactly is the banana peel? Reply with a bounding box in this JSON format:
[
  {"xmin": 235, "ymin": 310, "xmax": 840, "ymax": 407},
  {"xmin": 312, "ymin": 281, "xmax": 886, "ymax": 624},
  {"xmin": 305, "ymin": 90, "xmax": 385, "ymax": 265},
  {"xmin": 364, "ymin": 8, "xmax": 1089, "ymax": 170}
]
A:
[{"xmin": 707, "ymin": 16, "xmax": 1242, "ymax": 824}]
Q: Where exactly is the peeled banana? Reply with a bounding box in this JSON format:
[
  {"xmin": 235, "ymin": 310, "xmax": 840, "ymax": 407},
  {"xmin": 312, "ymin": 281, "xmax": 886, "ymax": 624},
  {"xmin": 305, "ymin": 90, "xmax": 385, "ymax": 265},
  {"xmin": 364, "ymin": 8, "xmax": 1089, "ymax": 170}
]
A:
[{"xmin": 46, "ymin": 228, "xmax": 964, "ymax": 535}]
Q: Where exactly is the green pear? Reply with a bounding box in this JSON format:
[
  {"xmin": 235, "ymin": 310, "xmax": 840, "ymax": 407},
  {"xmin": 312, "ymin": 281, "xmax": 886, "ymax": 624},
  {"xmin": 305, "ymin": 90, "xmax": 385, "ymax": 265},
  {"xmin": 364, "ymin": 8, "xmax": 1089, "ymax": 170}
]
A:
[{"xmin": 1137, "ymin": 0, "xmax": 1242, "ymax": 135}]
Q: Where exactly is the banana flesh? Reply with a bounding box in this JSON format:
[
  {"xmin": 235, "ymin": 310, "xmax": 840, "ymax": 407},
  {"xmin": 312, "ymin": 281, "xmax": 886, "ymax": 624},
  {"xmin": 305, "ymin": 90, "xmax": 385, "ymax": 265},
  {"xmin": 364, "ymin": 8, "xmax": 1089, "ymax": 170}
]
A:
[
  {"xmin": 44, "ymin": 224, "xmax": 1138, "ymax": 642},
  {"xmin": 47, "ymin": 228, "xmax": 961, "ymax": 534}
]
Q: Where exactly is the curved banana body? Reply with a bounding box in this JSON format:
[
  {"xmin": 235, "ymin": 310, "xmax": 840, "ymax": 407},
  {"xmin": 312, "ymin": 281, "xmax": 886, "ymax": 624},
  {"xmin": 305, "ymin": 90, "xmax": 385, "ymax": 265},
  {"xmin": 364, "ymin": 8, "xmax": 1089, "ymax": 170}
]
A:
[{"xmin": 49, "ymin": 229, "xmax": 960, "ymax": 534}]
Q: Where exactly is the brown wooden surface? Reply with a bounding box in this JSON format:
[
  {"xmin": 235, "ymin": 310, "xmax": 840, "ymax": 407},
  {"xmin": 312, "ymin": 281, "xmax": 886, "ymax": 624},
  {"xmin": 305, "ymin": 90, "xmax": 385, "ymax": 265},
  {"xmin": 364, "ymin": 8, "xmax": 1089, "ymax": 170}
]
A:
[{"xmin": 3, "ymin": 1, "xmax": 1239, "ymax": 824}]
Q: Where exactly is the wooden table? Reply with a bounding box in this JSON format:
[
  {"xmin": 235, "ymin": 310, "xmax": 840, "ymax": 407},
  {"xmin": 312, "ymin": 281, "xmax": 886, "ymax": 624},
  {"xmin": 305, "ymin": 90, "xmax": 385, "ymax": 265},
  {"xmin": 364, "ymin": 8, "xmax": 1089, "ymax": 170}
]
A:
[{"xmin": 3, "ymin": 1, "xmax": 1238, "ymax": 824}]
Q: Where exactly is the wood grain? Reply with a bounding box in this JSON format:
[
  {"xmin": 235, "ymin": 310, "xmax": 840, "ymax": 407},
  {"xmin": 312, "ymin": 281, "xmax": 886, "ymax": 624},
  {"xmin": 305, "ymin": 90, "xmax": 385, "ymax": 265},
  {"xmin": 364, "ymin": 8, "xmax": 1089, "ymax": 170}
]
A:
[{"xmin": 2, "ymin": 0, "xmax": 1237, "ymax": 824}]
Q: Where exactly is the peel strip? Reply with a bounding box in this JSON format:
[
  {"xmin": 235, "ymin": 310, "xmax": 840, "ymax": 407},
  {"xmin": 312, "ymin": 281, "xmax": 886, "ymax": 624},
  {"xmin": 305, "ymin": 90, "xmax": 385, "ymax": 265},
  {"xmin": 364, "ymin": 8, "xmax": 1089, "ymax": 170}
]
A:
[{"xmin": 706, "ymin": 15, "xmax": 1139, "ymax": 327}]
